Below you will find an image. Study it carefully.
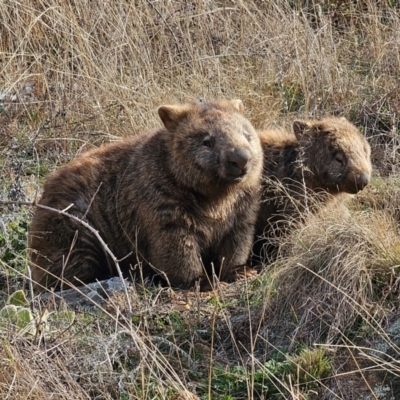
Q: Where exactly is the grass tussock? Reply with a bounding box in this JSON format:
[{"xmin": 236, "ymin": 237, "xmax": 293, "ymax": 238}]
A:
[
  {"xmin": 262, "ymin": 206, "xmax": 400, "ymax": 345},
  {"xmin": 2, "ymin": 0, "xmax": 400, "ymax": 399},
  {"xmin": 250, "ymin": 201, "xmax": 400, "ymax": 398}
]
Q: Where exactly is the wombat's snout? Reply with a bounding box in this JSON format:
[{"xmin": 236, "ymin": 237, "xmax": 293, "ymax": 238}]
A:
[
  {"xmin": 356, "ymin": 172, "xmax": 370, "ymax": 191},
  {"xmin": 227, "ymin": 148, "xmax": 252, "ymax": 177}
]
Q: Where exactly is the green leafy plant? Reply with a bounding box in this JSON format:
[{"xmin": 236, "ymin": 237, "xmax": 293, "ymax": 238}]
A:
[
  {"xmin": 0, "ymin": 214, "xmax": 29, "ymax": 272},
  {"xmin": 0, "ymin": 290, "xmax": 75, "ymax": 337},
  {"xmin": 0, "ymin": 290, "xmax": 35, "ymax": 335}
]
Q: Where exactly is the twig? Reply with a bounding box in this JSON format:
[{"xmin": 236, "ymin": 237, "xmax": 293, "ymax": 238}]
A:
[
  {"xmin": 82, "ymin": 182, "xmax": 103, "ymax": 220},
  {"xmin": 35, "ymin": 203, "xmax": 133, "ymax": 315},
  {"xmin": 27, "ymin": 264, "xmax": 34, "ymax": 304},
  {"xmin": 0, "ymin": 199, "xmax": 132, "ymax": 314}
]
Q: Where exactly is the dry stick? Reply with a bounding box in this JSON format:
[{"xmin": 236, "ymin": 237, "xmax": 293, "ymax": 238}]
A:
[
  {"xmin": 37, "ymin": 203, "xmax": 133, "ymax": 315},
  {"xmin": 82, "ymin": 182, "xmax": 102, "ymax": 220},
  {"xmin": 27, "ymin": 264, "xmax": 35, "ymax": 309},
  {"xmin": 0, "ymin": 199, "xmax": 132, "ymax": 315}
]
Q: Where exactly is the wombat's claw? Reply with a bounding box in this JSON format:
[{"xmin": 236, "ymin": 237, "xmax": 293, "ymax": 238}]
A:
[
  {"xmin": 233, "ymin": 265, "xmax": 258, "ymax": 280},
  {"xmin": 222, "ymin": 265, "xmax": 258, "ymax": 283}
]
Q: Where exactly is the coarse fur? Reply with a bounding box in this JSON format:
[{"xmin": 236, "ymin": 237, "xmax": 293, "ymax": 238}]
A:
[
  {"xmin": 253, "ymin": 116, "xmax": 372, "ymax": 263},
  {"xmin": 28, "ymin": 99, "xmax": 263, "ymax": 291}
]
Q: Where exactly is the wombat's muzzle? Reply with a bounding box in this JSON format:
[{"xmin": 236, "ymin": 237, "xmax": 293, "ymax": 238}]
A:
[
  {"xmin": 356, "ymin": 172, "xmax": 370, "ymax": 191},
  {"xmin": 226, "ymin": 148, "xmax": 252, "ymax": 178},
  {"xmin": 338, "ymin": 172, "xmax": 371, "ymax": 194},
  {"xmin": 347, "ymin": 172, "xmax": 370, "ymax": 193}
]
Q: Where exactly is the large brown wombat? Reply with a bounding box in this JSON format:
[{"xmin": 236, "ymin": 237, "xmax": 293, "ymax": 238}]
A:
[
  {"xmin": 253, "ymin": 116, "xmax": 372, "ymax": 263},
  {"xmin": 29, "ymin": 99, "xmax": 263, "ymax": 290}
]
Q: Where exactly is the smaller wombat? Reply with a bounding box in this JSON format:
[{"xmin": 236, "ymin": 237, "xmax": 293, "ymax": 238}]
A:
[{"xmin": 253, "ymin": 116, "xmax": 372, "ymax": 263}]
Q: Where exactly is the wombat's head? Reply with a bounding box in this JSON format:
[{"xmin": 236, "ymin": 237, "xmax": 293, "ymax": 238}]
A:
[
  {"xmin": 293, "ymin": 117, "xmax": 372, "ymax": 194},
  {"xmin": 158, "ymin": 99, "xmax": 263, "ymax": 193}
]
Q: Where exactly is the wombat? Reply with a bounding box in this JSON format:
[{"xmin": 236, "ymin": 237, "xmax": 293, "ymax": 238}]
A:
[
  {"xmin": 28, "ymin": 99, "xmax": 263, "ymax": 290},
  {"xmin": 253, "ymin": 117, "xmax": 372, "ymax": 263}
]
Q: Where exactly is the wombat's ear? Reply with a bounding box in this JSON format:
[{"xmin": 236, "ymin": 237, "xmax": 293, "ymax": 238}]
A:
[
  {"xmin": 293, "ymin": 120, "xmax": 312, "ymax": 140},
  {"xmin": 158, "ymin": 105, "xmax": 191, "ymax": 131},
  {"xmin": 228, "ymin": 99, "xmax": 244, "ymax": 114}
]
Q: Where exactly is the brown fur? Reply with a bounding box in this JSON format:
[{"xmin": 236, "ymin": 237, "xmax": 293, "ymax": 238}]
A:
[
  {"xmin": 28, "ymin": 99, "xmax": 263, "ymax": 290},
  {"xmin": 253, "ymin": 117, "xmax": 372, "ymax": 263}
]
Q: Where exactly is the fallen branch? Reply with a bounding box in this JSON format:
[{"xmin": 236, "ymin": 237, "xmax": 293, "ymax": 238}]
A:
[{"xmin": 0, "ymin": 199, "xmax": 133, "ymax": 314}]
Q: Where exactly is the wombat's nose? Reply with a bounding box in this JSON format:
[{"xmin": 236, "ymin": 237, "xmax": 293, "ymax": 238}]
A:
[
  {"xmin": 357, "ymin": 172, "xmax": 370, "ymax": 190},
  {"xmin": 228, "ymin": 148, "xmax": 252, "ymax": 171}
]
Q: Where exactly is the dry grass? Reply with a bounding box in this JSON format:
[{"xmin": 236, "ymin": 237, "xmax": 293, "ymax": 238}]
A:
[
  {"xmin": 249, "ymin": 193, "xmax": 400, "ymax": 399},
  {"xmin": 1, "ymin": 0, "xmax": 400, "ymax": 137},
  {"xmin": 261, "ymin": 205, "xmax": 400, "ymax": 344},
  {"xmin": 2, "ymin": 0, "xmax": 400, "ymax": 399},
  {"xmin": 0, "ymin": 285, "xmax": 206, "ymax": 400}
]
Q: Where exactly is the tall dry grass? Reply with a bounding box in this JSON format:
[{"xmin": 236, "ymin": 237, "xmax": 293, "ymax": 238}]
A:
[{"xmin": 1, "ymin": 1, "xmax": 399, "ymax": 136}]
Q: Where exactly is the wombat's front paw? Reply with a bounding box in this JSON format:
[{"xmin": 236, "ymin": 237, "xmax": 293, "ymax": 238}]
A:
[{"xmin": 227, "ymin": 265, "xmax": 258, "ymax": 282}]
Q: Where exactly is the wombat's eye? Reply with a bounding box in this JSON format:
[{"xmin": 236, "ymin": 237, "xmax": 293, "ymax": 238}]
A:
[
  {"xmin": 335, "ymin": 153, "xmax": 344, "ymax": 164},
  {"xmin": 203, "ymin": 135, "xmax": 213, "ymax": 148}
]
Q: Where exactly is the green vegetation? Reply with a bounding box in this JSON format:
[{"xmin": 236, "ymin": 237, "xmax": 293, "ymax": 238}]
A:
[
  {"xmin": 209, "ymin": 348, "xmax": 331, "ymax": 399},
  {"xmin": 0, "ymin": 212, "xmax": 29, "ymax": 273}
]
